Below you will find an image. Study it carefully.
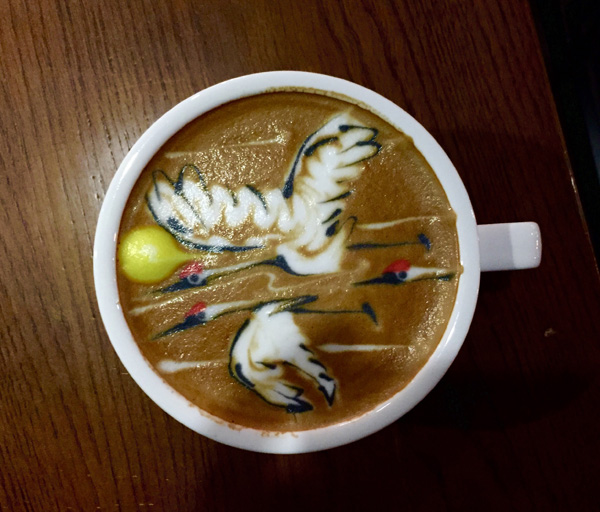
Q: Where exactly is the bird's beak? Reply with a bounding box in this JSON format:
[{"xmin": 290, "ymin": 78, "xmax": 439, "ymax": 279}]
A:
[
  {"xmin": 158, "ymin": 279, "xmax": 196, "ymax": 293},
  {"xmin": 354, "ymin": 273, "xmax": 399, "ymax": 286},
  {"xmin": 404, "ymin": 267, "xmax": 454, "ymax": 282},
  {"xmin": 154, "ymin": 314, "xmax": 205, "ymax": 338}
]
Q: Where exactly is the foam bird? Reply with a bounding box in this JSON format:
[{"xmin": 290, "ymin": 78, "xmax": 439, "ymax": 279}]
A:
[
  {"xmin": 354, "ymin": 259, "xmax": 454, "ymax": 286},
  {"xmin": 228, "ymin": 299, "xmax": 337, "ymax": 413},
  {"xmin": 146, "ymin": 113, "xmax": 381, "ymax": 276},
  {"xmin": 160, "ymin": 255, "xmax": 300, "ymax": 293},
  {"xmin": 156, "ymin": 298, "xmax": 259, "ymax": 337},
  {"xmin": 156, "ymin": 295, "xmax": 377, "ymax": 412}
]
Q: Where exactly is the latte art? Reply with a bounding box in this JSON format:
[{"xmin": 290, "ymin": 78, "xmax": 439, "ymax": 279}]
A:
[
  {"xmin": 146, "ymin": 112, "xmax": 380, "ymax": 274},
  {"xmin": 117, "ymin": 91, "xmax": 460, "ymax": 431}
]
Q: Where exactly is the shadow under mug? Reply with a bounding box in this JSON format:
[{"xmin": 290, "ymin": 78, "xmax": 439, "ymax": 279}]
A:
[{"xmin": 93, "ymin": 71, "xmax": 541, "ymax": 453}]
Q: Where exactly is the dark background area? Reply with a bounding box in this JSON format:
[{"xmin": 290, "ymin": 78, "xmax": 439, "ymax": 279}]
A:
[{"xmin": 530, "ymin": 0, "xmax": 600, "ymax": 257}]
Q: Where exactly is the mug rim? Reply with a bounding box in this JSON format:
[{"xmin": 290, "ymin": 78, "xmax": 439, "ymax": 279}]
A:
[{"xmin": 93, "ymin": 71, "xmax": 480, "ymax": 453}]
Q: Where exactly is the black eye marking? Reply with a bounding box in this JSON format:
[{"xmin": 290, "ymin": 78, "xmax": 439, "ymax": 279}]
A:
[{"xmin": 187, "ymin": 273, "xmax": 201, "ymax": 284}]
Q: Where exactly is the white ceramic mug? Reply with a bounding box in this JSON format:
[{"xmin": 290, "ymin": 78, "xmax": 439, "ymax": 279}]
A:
[{"xmin": 94, "ymin": 71, "xmax": 541, "ymax": 453}]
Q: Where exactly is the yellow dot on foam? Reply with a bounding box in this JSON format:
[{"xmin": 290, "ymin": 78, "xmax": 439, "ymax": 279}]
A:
[{"xmin": 118, "ymin": 226, "xmax": 192, "ymax": 284}]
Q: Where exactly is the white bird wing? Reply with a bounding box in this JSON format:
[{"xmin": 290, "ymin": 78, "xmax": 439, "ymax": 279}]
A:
[
  {"xmin": 273, "ymin": 113, "xmax": 382, "ymax": 272},
  {"xmin": 146, "ymin": 166, "xmax": 265, "ymax": 252},
  {"xmin": 145, "ymin": 113, "xmax": 382, "ymax": 254},
  {"xmin": 281, "ymin": 113, "xmax": 381, "ymax": 201},
  {"xmin": 229, "ymin": 301, "xmax": 337, "ymax": 412}
]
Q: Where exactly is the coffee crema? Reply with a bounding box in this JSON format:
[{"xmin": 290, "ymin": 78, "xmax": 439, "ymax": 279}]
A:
[{"xmin": 117, "ymin": 91, "xmax": 460, "ymax": 431}]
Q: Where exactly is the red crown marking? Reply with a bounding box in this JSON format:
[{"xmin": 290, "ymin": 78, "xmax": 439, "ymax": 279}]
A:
[
  {"xmin": 179, "ymin": 261, "xmax": 204, "ymax": 279},
  {"xmin": 185, "ymin": 301, "xmax": 207, "ymax": 317},
  {"xmin": 383, "ymin": 259, "xmax": 411, "ymax": 274}
]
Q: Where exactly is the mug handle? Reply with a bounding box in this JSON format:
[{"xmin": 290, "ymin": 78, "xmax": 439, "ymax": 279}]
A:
[{"xmin": 478, "ymin": 222, "xmax": 542, "ymax": 271}]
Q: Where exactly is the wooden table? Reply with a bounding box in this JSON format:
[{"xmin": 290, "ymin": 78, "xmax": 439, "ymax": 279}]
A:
[{"xmin": 2, "ymin": 1, "xmax": 599, "ymax": 510}]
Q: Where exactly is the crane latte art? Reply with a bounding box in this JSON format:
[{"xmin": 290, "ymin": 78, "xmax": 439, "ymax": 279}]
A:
[{"xmin": 117, "ymin": 91, "xmax": 461, "ymax": 431}]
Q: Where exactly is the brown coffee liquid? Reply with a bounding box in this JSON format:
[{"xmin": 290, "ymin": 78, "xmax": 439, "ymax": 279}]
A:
[{"xmin": 117, "ymin": 91, "xmax": 460, "ymax": 431}]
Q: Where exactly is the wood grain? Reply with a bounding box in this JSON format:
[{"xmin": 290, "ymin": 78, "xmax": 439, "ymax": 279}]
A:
[{"xmin": 1, "ymin": 0, "xmax": 598, "ymax": 510}]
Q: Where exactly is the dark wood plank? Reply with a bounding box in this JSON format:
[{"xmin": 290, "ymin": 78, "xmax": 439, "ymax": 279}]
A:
[{"xmin": 1, "ymin": 0, "xmax": 598, "ymax": 510}]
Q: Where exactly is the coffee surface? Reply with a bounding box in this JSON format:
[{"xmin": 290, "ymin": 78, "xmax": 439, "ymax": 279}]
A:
[{"xmin": 117, "ymin": 91, "xmax": 460, "ymax": 431}]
